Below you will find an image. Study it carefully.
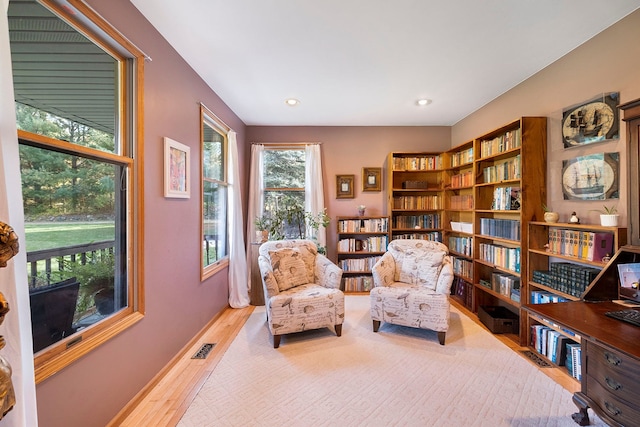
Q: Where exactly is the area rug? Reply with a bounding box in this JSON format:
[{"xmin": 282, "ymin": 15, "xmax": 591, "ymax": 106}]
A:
[{"xmin": 178, "ymin": 296, "xmax": 605, "ymax": 427}]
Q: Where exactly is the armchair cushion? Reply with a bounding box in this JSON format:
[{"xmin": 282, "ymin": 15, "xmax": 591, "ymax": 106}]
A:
[
  {"xmin": 269, "ymin": 247, "xmax": 308, "ymax": 291},
  {"xmin": 388, "ymin": 240, "xmax": 447, "ymax": 290}
]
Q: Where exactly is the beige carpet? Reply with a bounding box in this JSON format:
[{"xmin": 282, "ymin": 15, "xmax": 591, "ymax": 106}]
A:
[{"xmin": 178, "ymin": 296, "xmax": 605, "ymax": 427}]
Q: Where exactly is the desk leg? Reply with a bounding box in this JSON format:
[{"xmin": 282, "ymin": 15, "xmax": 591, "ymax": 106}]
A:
[{"xmin": 571, "ymin": 393, "xmax": 590, "ymax": 426}]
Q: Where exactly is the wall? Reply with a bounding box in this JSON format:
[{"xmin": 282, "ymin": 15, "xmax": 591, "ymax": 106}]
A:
[
  {"xmin": 245, "ymin": 126, "xmax": 450, "ymax": 260},
  {"xmin": 452, "ymin": 9, "xmax": 640, "ymax": 227},
  {"xmin": 30, "ymin": 0, "xmax": 247, "ymax": 426}
]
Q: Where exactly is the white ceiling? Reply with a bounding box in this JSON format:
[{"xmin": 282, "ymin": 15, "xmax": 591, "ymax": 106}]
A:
[{"xmin": 130, "ymin": 0, "xmax": 640, "ymax": 126}]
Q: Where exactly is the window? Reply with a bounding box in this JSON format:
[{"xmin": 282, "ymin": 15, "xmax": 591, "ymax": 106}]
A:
[
  {"xmin": 263, "ymin": 147, "xmax": 306, "ymax": 239},
  {"xmin": 201, "ymin": 105, "xmax": 229, "ymax": 278},
  {"xmin": 10, "ymin": 0, "xmax": 144, "ymax": 382}
]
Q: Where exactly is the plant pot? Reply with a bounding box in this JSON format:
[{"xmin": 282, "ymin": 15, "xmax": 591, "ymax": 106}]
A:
[
  {"xmin": 600, "ymin": 214, "xmax": 619, "ymax": 227},
  {"xmin": 544, "ymin": 212, "xmax": 559, "ymax": 223},
  {"xmin": 255, "ymin": 230, "xmax": 268, "ymax": 243}
]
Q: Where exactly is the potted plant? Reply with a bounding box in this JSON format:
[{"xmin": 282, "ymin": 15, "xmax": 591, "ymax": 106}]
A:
[
  {"xmin": 542, "ymin": 204, "xmax": 559, "ymax": 223},
  {"xmin": 254, "ymin": 215, "xmax": 271, "ymax": 243},
  {"xmin": 594, "ymin": 205, "xmax": 619, "ymax": 227}
]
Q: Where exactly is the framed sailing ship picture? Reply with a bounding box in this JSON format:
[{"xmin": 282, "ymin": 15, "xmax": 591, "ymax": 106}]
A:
[
  {"xmin": 562, "ymin": 152, "xmax": 619, "ymax": 200},
  {"xmin": 562, "ymin": 92, "xmax": 619, "ymax": 148}
]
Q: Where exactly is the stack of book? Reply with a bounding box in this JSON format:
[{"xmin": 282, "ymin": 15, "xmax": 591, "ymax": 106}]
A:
[
  {"xmin": 530, "ymin": 324, "xmax": 579, "ymax": 374},
  {"xmin": 448, "ymin": 236, "xmax": 472, "ymax": 256},
  {"xmin": 478, "ymin": 243, "xmax": 521, "ymax": 273},
  {"xmin": 547, "ymin": 229, "xmax": 613, "ymax": 262},
  {"xmin": 479, "ymin": 218, "xmax": 521, "ymax": 241}
]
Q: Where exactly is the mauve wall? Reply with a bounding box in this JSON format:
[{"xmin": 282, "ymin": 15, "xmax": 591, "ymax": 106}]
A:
[
  {"xmin": 452, "ymin": 9, "xmax": 640, "ymax": 227},
  {"xmin": 245, "ymin": 126, "xmax": 451, "ymax": 261},
  {"xmin": 33, "ymin": 0, "xmax": 247, "ymax": 426}
]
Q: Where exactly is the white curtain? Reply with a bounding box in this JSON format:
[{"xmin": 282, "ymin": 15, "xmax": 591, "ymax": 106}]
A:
[
  {"xmin": 227, "ymin": 131, "xmax": 250, "ymax": 308},
  {"xmin": 245, "ymin": 144, "xmax": 264, "ymax": 295},
  {"xmin": 305, "ymin": 144, "xmax": 326, "ymax": 248},
  {"xmin": 0, "ymin": 0, "xmax": 39, "ymax": 424}
]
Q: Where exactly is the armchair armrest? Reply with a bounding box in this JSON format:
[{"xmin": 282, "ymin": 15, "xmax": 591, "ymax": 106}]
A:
[
  {"xmin": 435, "ymin": 255, "xmax": 454, "ymax": 294},
  {"xmin": 257, "ymin": 254, "xmax": 280, "ymax": 299},
  {"xmin": 314, "ymin": 254, "xmax": 343, "ymax": 289},
  {"xmin": 372, "ymin": 252, "xmax": 396, "ymax": 288}
]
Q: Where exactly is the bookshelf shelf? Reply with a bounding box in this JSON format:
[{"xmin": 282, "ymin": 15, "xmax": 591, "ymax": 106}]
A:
[{"xmin": 336, "ymin": 216, "xmax": 390, "ymax": 293}]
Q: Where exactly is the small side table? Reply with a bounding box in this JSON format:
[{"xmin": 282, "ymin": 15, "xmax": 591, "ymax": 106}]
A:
[{"xmin": 250, "ymin": 243, "xmax": 265, "ymax": 306}]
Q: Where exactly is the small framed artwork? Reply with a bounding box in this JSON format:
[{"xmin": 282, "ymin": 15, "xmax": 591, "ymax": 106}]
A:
[
  {"xmin": 164, "ymin": 137, "xmax": 190, "ymax": 198},
  {"xmin": 336, "ymin": 174, "xmax": 355, "ymax": 199},
  {"xmin": 362, "ymin": 167, "xmax": 382, "ymax": 192}
]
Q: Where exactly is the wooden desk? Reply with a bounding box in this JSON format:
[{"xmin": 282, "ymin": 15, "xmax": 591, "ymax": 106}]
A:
[{"xmin": 526, "ymin": 301, "xmax": 640, "ymax": 426}]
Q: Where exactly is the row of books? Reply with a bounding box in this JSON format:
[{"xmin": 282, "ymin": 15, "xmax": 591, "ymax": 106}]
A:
[
  {"xmin": 449, "ymin": 194, "xmax": 473, "ymax": 210},
  {"xmin": 342, "ymin": 276, "xmax": 373, "ymax": 292},
  {"xmin": 338, "ymin": 236, "xmax": 388, "ymax": 253},
  {"xmin": 451, "ymin": 277, "xmax": 473, "ymax": 309},
  {"xmin": 479, "ymin": 218, "xmax": 521, "ymax": 241},
  {"xmin": 485, "ymin": 272, "xmax": 520, "ymax": 299},
  {"xmin": 490, "ymin": 186, "xmax": 520, "ymax": 211},
  {"xmin": 393, "ymin": 232, "xmax": 441, "ymax": 242},
  {"xmin": 392, "ymin": 214, "xmax": 440, "ymax": 229},
  {"xmin": 479, "ymin": 128, "xmax": 522, "ymax": 158},
  {"xmin": 478, "ymin": 243, "xmax": 521, "ymax": 273},
  {"xmin": 450, "ymin": 170, "xmax": 473, "ymax": 188},
  {"xmin": 337, "ymin": 218, "xmax": 389, "ymax": 233},
  {"xmin": 452, "ymin": 256, "xmax": 473, "ymax": 279},
  {"xmin": 482, "ymin": 155, "xmax": 521, "ymax": 183},
  {"xmin": 338, "ymin": 256, "xmax": 382, "ymax": 272},
  {"xmin": 392, "ymin": 155, "xmax": 442, "ymax": 171},
  {"xmin": 450, "ymin": 147, "xmax": 473, "ymax": 168},
  {"xmin": 532, "ymin": 262, "xmax": 600, "ymax": 297},
  {"xmin": 448, "ymin": 236, "xmax": 472, "ymax": 256},
  {"xmin": 546, "ymin": 229, "xmax": 614, "ymax": 262},
  {"xmin": 531, "ymin": 325, "xmax": 580, "ymax": 371},
  {"xmin": 530, "ymin": 290, "xmax": 569, "ymax": 304},
  {"xmin": 392, "ymin": 195, "xmax": 442, "ymax": 210}
]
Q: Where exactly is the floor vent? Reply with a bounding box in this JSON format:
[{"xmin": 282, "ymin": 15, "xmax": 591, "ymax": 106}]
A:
[
  {"xmin": 192, "ymin": 343, "xmax": 216, "ymax": 359},
  {"xmin": 520, "ymin": 350, "xmax": 552, "ymax": 368}
]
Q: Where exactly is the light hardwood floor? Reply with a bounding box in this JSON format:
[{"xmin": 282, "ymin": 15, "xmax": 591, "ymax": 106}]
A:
[{"xmin": 110, "ymin": 299, "xmax": 578, "ymax": 426}]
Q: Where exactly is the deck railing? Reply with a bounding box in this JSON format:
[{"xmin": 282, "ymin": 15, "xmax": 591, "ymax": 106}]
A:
[{"xmin": 26, "ymin": 240, "xmax": 115, "ymax": 288}]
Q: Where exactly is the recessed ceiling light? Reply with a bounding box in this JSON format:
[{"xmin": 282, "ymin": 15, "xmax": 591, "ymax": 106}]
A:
[
  {"xmin": 285, "ymin": 98, "xmax": 300, "ymax": 106},
  {"xmin": 416, "ymin": 99, "xmax": 432, "ymax": 106}
]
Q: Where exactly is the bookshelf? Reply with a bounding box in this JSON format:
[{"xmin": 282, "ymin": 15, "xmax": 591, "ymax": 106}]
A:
[
  {"xmin": 443, "ymin": 141, "xmax": 475, "ymax": 309},
  {"xmin": 525, "ymin": 222, "xmax": 627, "ymax": 380},
  {"xmin": 336, "ymin": 216, "xmax": 390, "ymax": 293},
  {"xmin": 472, "ymin": 117, "xmax": 547, "ymax": 345},
  {"xmin": 387, "ymin": 152, "xmax": 443, "ymax": 243}
]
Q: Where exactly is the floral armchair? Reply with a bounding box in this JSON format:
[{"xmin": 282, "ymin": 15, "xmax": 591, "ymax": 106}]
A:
[
  {"xmin": 258, "ymin": 239, "xmax": 344, "ymax": 348},
  {"xmin": 370, "ymin": 239, "xmax": 454, "ymax": 345}
]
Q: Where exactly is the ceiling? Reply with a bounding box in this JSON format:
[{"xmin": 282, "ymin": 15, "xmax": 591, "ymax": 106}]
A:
[{"xmin": 130, "ymin": 0, "xmax": 640, "ymax": 127}]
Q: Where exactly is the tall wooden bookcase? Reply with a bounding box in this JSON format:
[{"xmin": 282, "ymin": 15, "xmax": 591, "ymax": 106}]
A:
[
  {"xmin": 386, "ymin": 152, "xmax": 444, "ymax": 243},
  {"xmin": 443, "ymin": 141, "xmax": 475, "ymax": 309},
  {"xmin": 472, "ymin": 117, "xmax": 547, "ymax": 344}
]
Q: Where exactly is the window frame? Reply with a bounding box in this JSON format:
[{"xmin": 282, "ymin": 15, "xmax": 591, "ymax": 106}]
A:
[
  {"xmin": 200, "ymin": 104, "xmax": 230, "ymax": 280},
  {"xmin": 15, "ymin": 0, "xmax": 145, "ymax": 383}
]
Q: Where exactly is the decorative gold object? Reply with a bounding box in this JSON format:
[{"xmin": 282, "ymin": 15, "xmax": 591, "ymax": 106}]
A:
[
  {"xmin": 0, "ymin": 293, "xmax": 15, "ymax": 418},
  {"xmin": 0, "ymin": 222, "xmax": 19, "ymax": 268}
]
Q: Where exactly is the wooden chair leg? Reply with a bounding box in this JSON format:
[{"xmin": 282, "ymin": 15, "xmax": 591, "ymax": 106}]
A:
[
  {"xmin": 437, "ymin": 331, "xmax": 446, "ymax": 345},
  {"xmin": 335, "ymin": 324, "xmax": 342, "ymax": 337},
  {"xmin": 372, "ymin": 320, "xmax": 381, "ymax": 332},
  {"xmin": 273, "ymin": 334, "xmax": 281, "ymax": 348}
]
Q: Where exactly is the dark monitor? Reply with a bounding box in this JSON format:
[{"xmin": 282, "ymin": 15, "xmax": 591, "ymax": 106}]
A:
[{"xmin": 29, "ymin": 277, "xmax": 80, "ymax": 353}]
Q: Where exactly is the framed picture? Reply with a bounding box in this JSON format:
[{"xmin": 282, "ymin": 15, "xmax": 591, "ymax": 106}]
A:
[
  {"xmin": 562, "ymin": 92, "xmax": 620, "ymax": 148},
  {"xmin": 164, "ymin": 137, "xmax": 190, "ymax": 198},
  {"xmin": 561, "ymin": 152, "xmax": 619, "ymax": 200},
  {"xmin": 362, "ymin": 167, "xmax": 382, "ymax": 192},
  {"xmin": 336, "ymin": 174, "xmax": 355, "ymax": 199}
]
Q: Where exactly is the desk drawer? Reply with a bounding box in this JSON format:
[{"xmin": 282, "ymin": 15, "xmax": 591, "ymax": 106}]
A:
[
  {"xmin": 586, "ymin": 375, "xmax": 640, "ymax": 427},
  {"xmin": 587, "ymin": 341, "xmax": 640, "ymax": 382},
  {"xmin": 587, "ymin": 354, "xmax": 640, "ymax": 398}
]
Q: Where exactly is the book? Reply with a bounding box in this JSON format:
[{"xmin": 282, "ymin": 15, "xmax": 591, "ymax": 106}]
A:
[{"xmin": 590, "ymin": 232, "xmax": 613, "ymax": 262}]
